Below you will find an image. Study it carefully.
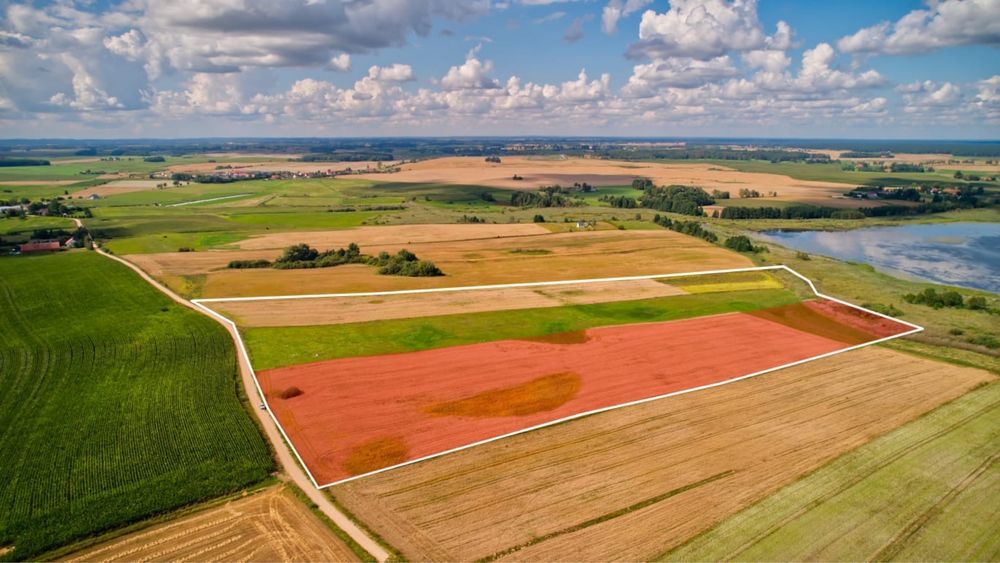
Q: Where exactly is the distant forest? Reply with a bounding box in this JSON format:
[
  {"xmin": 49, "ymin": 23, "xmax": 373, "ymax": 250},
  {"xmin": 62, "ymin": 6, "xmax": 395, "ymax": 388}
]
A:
[{"xmin": 2, "ymin": 137, "xmax": 998, "ymax": 159}]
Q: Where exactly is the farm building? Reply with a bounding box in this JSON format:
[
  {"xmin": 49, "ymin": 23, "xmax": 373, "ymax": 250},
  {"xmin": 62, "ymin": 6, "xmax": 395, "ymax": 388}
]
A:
[{"xmin": 20, "ymin": 240, "xmax": 62, "ymax": 253}]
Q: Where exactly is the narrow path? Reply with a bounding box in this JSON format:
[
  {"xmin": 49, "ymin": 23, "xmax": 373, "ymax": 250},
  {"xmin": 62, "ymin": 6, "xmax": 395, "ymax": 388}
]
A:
[{"xmin": 88, "ymin": 238, "xmax": 389, "ymax": 562}]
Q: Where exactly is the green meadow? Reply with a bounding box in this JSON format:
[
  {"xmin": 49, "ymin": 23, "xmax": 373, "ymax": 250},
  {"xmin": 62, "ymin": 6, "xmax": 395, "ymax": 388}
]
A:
[{"xmin": 239, "ymin": 288, "xmax": 799, "ymax": 370}]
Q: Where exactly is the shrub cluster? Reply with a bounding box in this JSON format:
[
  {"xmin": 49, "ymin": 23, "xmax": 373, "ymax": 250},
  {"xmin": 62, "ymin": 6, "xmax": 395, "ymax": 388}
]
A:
[
  {"xmin": 903, "ymin": 288, "xmax": 991, "ymax": 311},
  {"xmin": 600, "ymin": 195, "xmax": 639, "ymax": 208},
  {"xmin": 640, "ymin": 185, "xmax": 714, "ymax": 216},
  {"xmin": 227, "ymin": 259, "xmax": 272, "ymax": 269},
  {"xmin": 653, "ymin": 214, "xmax": 718, "ymax": 243},
  {"xmin": 370, "ymin": 249, "xmax": 443, "ymax": 277},
  {"xmin": 229, "ymin": 243, "xmax": 444, "ymax": 277},
  {"xmin": 723, "ymin": 235, "xmax": 760, "ymax": 252}
]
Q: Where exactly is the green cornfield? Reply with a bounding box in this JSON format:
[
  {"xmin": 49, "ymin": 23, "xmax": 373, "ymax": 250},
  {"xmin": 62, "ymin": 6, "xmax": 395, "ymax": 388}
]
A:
[{"xmin": 0, "ymin": 251, "xmax": 273, "ymax": 560}]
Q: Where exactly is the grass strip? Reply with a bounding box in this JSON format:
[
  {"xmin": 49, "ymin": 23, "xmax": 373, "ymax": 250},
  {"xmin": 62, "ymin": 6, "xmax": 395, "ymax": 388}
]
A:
[
  {"xmin": 477, "ymin": 470, "xmax": 736, "ymax": 563},
  {"xmin": 325, "ymin": 491, "xmax": 408, "ymax": 562},
  {"xmin": 244, "ymin": 288, "xmax": 800, "ymax": 369},
  {"xmin": 285, "ymin": 483, "xmax": 376, "ymax": 562}
]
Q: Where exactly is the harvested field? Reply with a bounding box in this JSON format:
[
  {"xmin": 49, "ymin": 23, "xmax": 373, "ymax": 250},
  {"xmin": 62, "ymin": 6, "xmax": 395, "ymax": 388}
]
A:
[
  {"xmin": 331, "ymin": 348, "xmax": 992, "ymax": 561},
  {"xmin": 236, "ymin": 223, "xmax": 550, "ymax": 250},
  {"xmin": 355, "ymin": 156, "xmax": 854, "ymax": 201},
  {"xmin": 663, "ymin": 381, "xmax": 1000, "ymax": 562},
  {"xmin": 666, "ymin": 270, "xmax": 783, "ymax": 294},
  {"xmin": 214, "ymin": 279, "xmax": 686, "ymax": 327},
  {"xmin": 61, "ymin": 486, "xmax": 360, "ymax": 562},
  {"xmin": 258, "ymin": 304, "xmax": 909, "ymax": 485},
  {"xmin": 130, "ymin": 228, "xmax": 751, "ymax": 297}
]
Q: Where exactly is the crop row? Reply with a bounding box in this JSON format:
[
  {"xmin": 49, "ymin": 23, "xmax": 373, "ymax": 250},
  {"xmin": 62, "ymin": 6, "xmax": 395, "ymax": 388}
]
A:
[{"xmin": 0, "ymin": 252, "xmax": 273, "ymax": 560}]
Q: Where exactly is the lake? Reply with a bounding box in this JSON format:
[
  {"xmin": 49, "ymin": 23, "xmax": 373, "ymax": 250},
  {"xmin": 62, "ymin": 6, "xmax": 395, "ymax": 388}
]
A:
[{"xmin": 756, "ymin": 222, "xmax": 1000, "ymax": 293}]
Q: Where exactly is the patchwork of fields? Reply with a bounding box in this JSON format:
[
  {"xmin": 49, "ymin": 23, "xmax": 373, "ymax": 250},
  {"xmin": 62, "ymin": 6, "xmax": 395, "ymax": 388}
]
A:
[
  {"xmin": 0, "ymin": 252, "xmax": 273, "ymax": 560},
  {"xmin": 258, "ymin": 298, "xmax": 912, "ymax": 485},
  {"xmin": 331, "ymin": 347, "xmax": 992, "ymax": 561},
  {"xmin": 134, "ymin": 227, "xmax": 752, "ymax": 298},
  {"xmin": 2, "ymin": 149, "xmax": 996, "ymax": 561}
]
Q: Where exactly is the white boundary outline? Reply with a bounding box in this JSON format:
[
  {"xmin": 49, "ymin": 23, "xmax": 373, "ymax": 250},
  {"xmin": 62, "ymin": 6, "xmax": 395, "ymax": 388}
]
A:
[{"xmin": 190, "ymin": 265, "xmax": 923, "ymax": 489}]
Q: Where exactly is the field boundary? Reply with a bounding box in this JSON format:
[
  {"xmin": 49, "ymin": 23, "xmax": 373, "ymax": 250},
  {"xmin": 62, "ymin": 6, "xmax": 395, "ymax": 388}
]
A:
[{"xmin": 190, "ymin": 265, "xmax": 923, "ymax": 489}]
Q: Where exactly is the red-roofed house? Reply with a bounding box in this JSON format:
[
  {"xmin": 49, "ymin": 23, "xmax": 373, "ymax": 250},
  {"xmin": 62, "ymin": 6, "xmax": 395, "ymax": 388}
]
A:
[{"xmin": 20, "ymin": 240, "xmax": 62, "ymax": 253}]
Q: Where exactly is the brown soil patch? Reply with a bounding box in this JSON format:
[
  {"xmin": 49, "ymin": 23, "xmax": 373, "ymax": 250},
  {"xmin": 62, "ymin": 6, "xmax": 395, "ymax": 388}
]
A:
[
  {"xmin": 748, "ymin": 300, "xmax": 909, "ymax": 344},
  {"xmin": 132, "ymin": 228, "xmax": 749, "ymax": 298},
  {"xmin": 332, "ymin": 348, "xmax": 992, "ymax": 561},
  {"xmin": 213, "ymin": 279, "xmax": 685, "ymax": 328},
  {"xmin": 75, "ymin": 180, "xmax": 171, "ymax": 198},
  {"xmin": 259, "ymin": 310, "xmax": 869, "ymax": 484},
  {"xmin": 344, "ymin": 437, "xmax": 409, "ymax": 477},
  {"xmin": 62, "ymin": 485, "xmax": 359, "ymax": 562},
  {"xmin": 523, "ymin": 331, "xmax": 591, "ymax": 345},
  {"xmin": 236, "ymin": 223, "xmax": 550, "ymax": 250},
  {"xmin": 427, "ymin": 372, "xmax": 582, "ymax": 418},
  {"xmin": 803, "ymin": 299, "xmax": 912, "ymax": 339},
  {"xmin": 355, "ymin": 156, "xmax": 855, "ymax": 202}
]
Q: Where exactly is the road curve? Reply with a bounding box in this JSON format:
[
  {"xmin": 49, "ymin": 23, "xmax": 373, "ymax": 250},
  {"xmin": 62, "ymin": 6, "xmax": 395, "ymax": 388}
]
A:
[{"xmin": 90, "ymin": 242, "xmax": 390, "ymax": 562}]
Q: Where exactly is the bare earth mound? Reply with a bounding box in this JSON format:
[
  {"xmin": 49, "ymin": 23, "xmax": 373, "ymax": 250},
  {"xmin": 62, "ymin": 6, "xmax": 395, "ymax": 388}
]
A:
[
  {"xmin": 331, "ymin": 347, "xmax": 991, "ymax": 561},
  {"xmin": 62, "ymin": 486, "xmax": 359, "ymax": 562},
  {"xmin": 258, "ymin": 304, "xmax": 907, "ymax": 485}
]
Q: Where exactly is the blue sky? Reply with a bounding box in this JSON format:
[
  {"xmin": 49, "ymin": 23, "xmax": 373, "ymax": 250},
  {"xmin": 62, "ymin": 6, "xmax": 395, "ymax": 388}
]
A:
[{"xmin": 0, "ymin": 0, "xmax": 997, "ymax": 138}]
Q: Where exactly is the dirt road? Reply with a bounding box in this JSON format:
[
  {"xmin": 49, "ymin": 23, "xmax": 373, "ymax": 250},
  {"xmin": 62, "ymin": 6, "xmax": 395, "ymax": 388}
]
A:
[{"xmin": 91, "ymin": 243, "xmax": 389, "ymax": 561}]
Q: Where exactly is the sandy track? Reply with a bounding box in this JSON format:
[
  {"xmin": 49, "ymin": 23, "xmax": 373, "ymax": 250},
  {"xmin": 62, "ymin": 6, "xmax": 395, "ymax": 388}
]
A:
[
  {"xmin": 61, "ymin": 486, "xmax": 359, "ymax": 562},
  {"xmin": 214, "ymin": 279, "xmax": 686, "ymax": 327},
  {"xmin": 355, "ymin": 156, "xmax": 854, "ymax": 201},
  {"xmin": 258, "ymin": 307, "xmax": 899, "ymax": 485},
  {"xmin": 331, "ymin": 347, "xmax": 992, "ymax": 561}
]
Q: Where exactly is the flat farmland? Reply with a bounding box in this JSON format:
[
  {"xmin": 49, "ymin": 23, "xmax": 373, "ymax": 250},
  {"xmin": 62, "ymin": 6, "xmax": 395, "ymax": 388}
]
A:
[
  {"xmin": 256, "ymin": 298, "xmax": 912, "ymax": 484},
  {"xmin": 354, "ymin": 156, "xmax": 854, "ymax": 203},
  {"xmin": 664, "ymin": 381, "xmax": 999, "ymax": 562},
  {"xmin": 330, "ymin": 347, "xmax": 992, "ymax": 561},
  {"xmin": 129, "ymin": 227, "xmax": 752, "ymax": 298},
  {"xmin": 61, "ymin": 486, "xmax": 362, "ymax": 562}
]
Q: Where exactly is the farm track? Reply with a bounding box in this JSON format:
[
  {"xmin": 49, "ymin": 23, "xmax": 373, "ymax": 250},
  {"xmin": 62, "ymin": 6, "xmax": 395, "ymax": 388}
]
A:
[
  {"xmin": 332, "ymin": 347, "xmax": 991, "ymax": 561},
  {"xmin": 95, "ymin": 246, "xmax": 389, "ymax": 562}
]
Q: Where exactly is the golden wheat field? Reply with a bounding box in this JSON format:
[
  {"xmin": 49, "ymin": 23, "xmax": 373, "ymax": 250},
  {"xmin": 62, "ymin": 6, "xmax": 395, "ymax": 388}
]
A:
[{"xmin": 130, "ymin": 227, "xmax": 752, "ymax": 298}]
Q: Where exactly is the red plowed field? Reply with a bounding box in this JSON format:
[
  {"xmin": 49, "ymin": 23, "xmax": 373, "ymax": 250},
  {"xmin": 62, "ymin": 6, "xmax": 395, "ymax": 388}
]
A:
[{"xmin": 259, "ymin": 303, "xmax": 912, "ymax": 485}]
